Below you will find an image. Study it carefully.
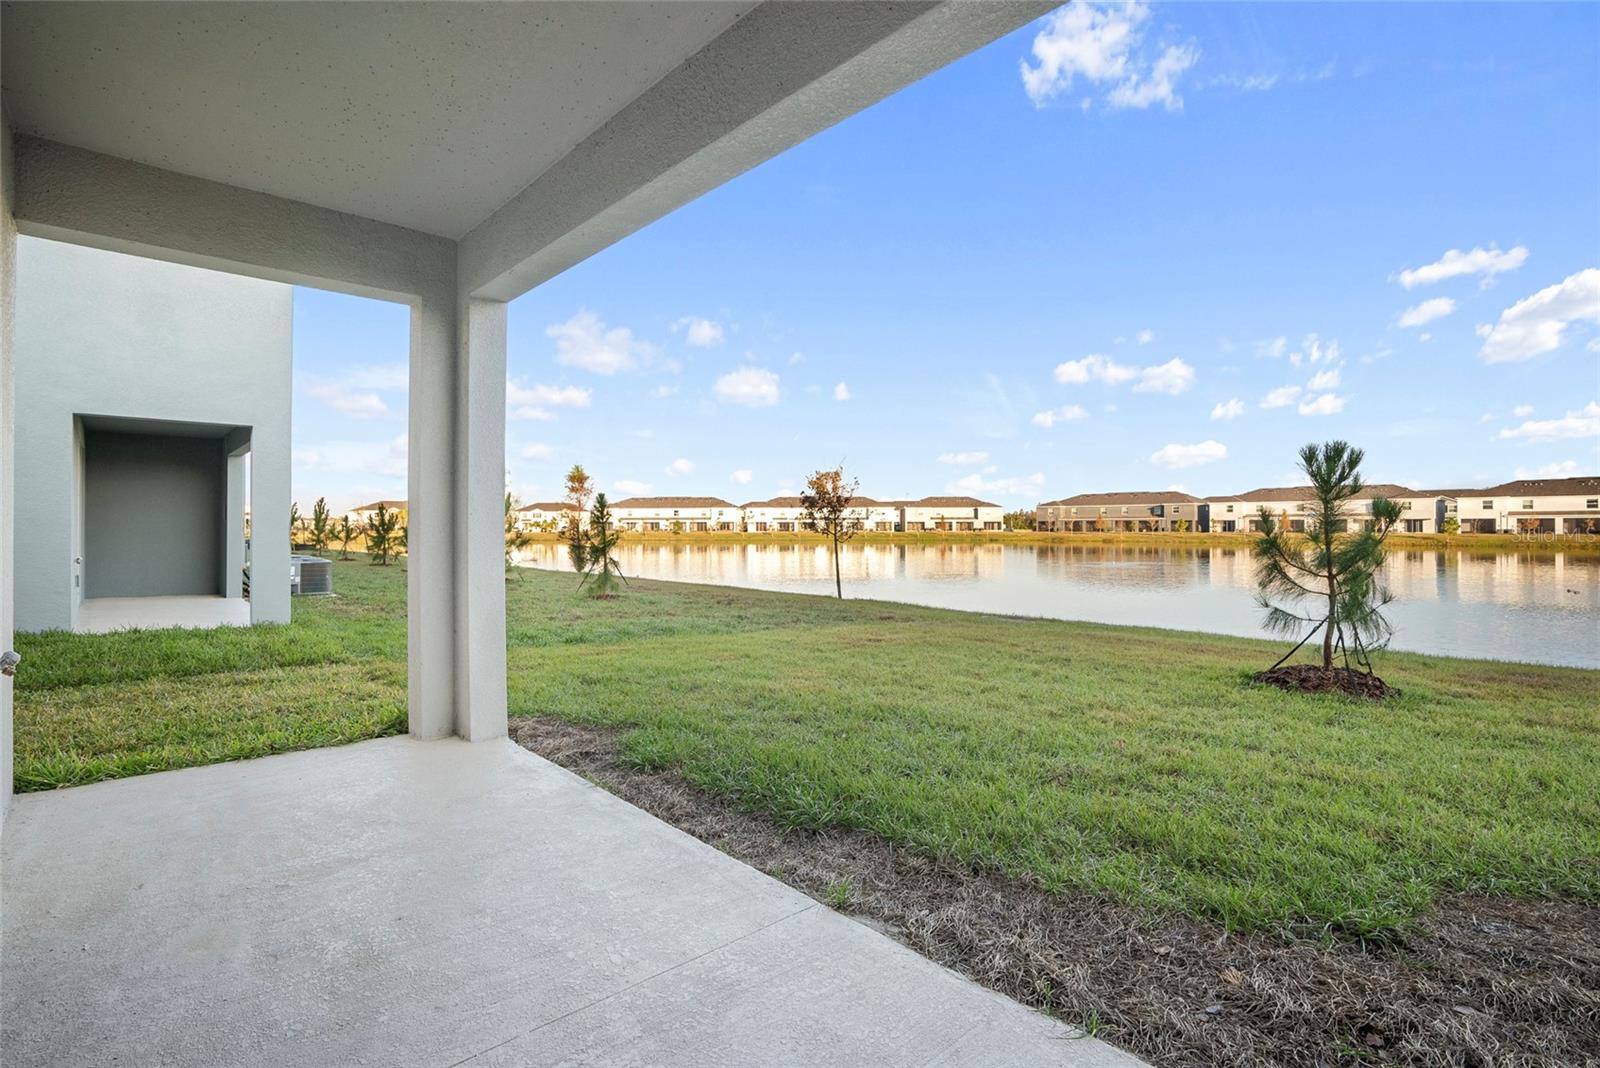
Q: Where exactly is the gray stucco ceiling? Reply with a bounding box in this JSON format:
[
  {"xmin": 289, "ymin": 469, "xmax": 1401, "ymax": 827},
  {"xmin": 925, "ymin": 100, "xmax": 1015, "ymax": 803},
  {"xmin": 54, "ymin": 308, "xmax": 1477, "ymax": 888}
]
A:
[{"xmin": 1, "ymin": 2, "xmax": 752, "ymax": 238}]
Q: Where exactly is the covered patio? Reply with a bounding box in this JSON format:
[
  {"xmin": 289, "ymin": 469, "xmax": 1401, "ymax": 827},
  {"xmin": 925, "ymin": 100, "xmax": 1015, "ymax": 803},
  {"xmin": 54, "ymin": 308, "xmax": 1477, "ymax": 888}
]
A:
[
  {"xmin": 0, "ymin": 3, "xmax": 1143, "ymax": 1064},
  {"xmin": 1, "ymin": 737, "xmax": 1139, "ymax": 1066}
]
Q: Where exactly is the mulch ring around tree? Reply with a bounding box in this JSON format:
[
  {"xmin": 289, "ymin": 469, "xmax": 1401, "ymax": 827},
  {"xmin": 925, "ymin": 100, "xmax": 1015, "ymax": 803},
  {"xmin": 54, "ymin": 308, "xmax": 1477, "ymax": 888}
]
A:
[
  {"xmin": 510, "ymin": 717, "xmax": 1599, "ymax": 1068},
  {"xmin": 1253, "ymin": 663, "xmax": 1400, "ymax": 700}
]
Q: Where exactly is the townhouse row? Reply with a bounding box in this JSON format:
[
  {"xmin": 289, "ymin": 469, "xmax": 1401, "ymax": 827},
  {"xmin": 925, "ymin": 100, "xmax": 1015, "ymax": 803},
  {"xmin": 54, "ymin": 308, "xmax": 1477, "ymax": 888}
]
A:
[
  {"xmin": 513, "ymin": 495, "xmax": 1007, "ymax": 533},
  {"xmin": 1034, "ymin": 476, "xmax": 1600, "ymax": 535}
]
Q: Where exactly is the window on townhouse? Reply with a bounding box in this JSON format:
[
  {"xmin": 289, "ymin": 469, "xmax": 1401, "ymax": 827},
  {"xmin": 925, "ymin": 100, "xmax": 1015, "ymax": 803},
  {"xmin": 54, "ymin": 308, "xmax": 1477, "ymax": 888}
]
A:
[
  {"xmin": 1482, "ymin": 500, "xmax": 1493, "ymax": 509},
  {"xmin": 1522, "ymin": 499, "xmax": 1533, "ymax": 510},
  {"xmin": 1587, "ymin": 499, "xmax": 1598, "ymax": 509}
]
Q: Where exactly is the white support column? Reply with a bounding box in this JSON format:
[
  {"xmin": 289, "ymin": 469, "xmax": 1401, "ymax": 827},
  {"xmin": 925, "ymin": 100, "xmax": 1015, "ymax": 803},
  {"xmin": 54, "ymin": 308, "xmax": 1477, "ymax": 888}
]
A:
[
  {"xmin": 453, "ymin": 297, "xmax": 508, "ymax": 742},
  {"xmin": 406, "ymin": 290, "xmax": 508, "ymax": 742},
  {"xmin": 408, "ymin": 287, "xmax": 458, "ymax": 738}
]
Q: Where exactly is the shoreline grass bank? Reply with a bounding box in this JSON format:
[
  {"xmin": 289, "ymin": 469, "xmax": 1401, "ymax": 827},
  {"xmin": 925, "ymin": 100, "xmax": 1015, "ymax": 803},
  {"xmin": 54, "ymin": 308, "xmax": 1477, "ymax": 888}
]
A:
[{"xmin": 514, "ymin": 528, "xmax": 1600, "ymax": 555}]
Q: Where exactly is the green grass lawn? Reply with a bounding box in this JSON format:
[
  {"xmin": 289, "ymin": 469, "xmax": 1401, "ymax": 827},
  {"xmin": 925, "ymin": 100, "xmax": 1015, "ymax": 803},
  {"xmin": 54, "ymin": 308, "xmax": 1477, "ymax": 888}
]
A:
[{"xmin": 14, "ymin": 557, "xmax": 1599, "ymax": 937}]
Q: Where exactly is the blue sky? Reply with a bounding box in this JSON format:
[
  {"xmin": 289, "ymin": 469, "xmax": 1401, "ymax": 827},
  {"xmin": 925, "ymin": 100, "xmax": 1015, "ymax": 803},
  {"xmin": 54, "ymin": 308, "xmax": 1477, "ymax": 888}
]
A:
[{"xmin": 291, "ymin": 1, "xmax": 1600, "ymax": 513}]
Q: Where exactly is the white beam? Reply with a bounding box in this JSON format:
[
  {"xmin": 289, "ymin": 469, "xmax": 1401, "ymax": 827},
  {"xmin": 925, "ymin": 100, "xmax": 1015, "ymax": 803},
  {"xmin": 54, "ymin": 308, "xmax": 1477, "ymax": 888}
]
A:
[
  {"xmin": 11, "ymin": 136, "xmax": 453, "ymax": 304},
  {"xmin": 459, "ymin": 0, "xmax": 1051, "ymax": 301}
]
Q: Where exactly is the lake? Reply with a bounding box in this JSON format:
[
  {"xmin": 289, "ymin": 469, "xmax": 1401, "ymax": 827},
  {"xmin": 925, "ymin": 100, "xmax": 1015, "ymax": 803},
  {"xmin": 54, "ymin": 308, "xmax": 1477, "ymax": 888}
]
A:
[{"xmin": 514, "ymin": 541, "xmax": 1600, "ymax": 668}]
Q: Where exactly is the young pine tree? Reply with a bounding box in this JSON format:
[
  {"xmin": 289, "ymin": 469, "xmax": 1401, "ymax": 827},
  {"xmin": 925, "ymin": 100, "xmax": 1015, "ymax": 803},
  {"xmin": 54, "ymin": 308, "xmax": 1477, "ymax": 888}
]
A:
[{"xmin": 1253, "ymin": 441, "xmax": 1402, "ymax": 673}]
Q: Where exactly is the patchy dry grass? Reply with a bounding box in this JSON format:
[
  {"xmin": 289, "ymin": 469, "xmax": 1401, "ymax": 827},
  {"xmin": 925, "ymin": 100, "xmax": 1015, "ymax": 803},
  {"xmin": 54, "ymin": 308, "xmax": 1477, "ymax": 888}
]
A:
[{"xmin": 515, "ymin": 717, "xmax": 1600, "ymax": 1068}]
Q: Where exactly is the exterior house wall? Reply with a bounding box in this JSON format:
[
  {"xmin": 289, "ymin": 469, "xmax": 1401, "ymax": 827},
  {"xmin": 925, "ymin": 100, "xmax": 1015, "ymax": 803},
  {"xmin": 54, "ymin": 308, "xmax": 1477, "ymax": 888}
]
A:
[
  {"xmin": 2, "ymin": 94, "xmax": 18, "ymax": 817},
  {"xmin": 13, "ymin": 236, "xmax": 292, "ymax": 630}
]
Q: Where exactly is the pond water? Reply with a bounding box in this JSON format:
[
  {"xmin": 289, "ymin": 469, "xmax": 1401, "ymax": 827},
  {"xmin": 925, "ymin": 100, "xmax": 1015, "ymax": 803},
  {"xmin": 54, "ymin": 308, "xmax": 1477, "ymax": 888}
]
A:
[{"xmin": 514, "ymin": 541, "xmax": 1600, "ymax": 668}]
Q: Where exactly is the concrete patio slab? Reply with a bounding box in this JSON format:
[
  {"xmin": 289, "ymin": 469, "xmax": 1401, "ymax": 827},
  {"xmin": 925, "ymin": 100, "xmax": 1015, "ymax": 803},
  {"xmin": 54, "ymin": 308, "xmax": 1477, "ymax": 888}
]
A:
[
  {"xmin": 74, "ymin": 594, "xmax": 252, "ymax": 633},
  {"xmin": 1, "ymin": 736, "xmax": 1145, "ymax": 1067}
]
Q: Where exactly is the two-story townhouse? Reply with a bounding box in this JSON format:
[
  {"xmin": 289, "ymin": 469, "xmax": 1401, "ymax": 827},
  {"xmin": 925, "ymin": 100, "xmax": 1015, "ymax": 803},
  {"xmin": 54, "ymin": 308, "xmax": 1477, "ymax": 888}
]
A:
[
  {"xmin": 350, "ymin": 500, "xmax": 407, "ymax": 525},
  {"xmin": 1036, "ymin": 491, "xmax": 1205, "ymax": 532},
  {"xmin": 897, "ymin": 496, "xmax": 1004, "ymax": 532},
  {"xmin": 740, "ymin": 497, "xmax": 809, "ymax": 532},
  {"xmin": 1223, "ymin": 484, "xmax": 1435, "ymax": 533},
  {"xmin": 1447, "ymin": 476, "xmax": 1600, "ymax": 534},
  {"xmin": 515, "ymin": 501, "xmax": 580, "ymax": 532},
  {"xmin": 610, "ymin": 496, "xmax": 741, "ymax": 533}
]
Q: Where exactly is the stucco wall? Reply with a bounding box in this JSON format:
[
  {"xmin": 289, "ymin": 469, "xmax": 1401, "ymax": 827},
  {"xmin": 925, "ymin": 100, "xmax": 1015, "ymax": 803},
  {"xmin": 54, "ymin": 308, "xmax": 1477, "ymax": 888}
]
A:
[
  {"xmin": 3, "ymin": 79, "xmax": 20, "ymax": 815},
  {"xmin": 82, "ymin": 430, "xmax": 226, "ymax": 598},
  {"xmin": 13, "ymin": 236, "xmax": 291, "ymax": 630}
]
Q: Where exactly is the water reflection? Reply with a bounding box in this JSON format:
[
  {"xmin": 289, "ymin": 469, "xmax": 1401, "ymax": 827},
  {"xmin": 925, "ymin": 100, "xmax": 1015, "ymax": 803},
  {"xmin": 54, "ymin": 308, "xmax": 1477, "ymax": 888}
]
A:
[{"xmin": 515, "ymin": 542, "xmax": 1600, "ymax": 668}]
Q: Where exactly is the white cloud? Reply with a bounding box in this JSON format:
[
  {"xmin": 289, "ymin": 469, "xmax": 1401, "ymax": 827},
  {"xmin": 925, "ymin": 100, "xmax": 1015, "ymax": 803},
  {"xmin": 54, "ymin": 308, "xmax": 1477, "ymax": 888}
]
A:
[
  {"xmin": 664, "ymin": 457, "xmax": 694, "ymax": 476},
  {"xmin": 1476, "ymin": 268, "xmax": 1600, "ymax": 363},
  {"xmin": 520, "ymin": 443, "xmax": 553, "ymax": 461},
  {"xmin": 1512, "ymin": 404, "xmax": 1534, "ymax": 418},
  {"xmin": 673, "ymin": 316, "xmax": 725, "ymax": 347},
  {"xmin": 1136, "ymin": 328, "xmax": 1154, "ymax": 345},
  {"xmin": 938, "ymin": 451, "xmax": 991, "ymax": 465},
  {"xmin": 1054, "ymin": 353, "xmax": 1137, "ymax": 385},
  {"xmin": 1396, "ymin": 244, "xmax": 1529, "ymax": 289},
  {"xmin": 1514, "ymin": 459, "xmax": 1580, "ymax": 479},
  {"xmin": 1210, "ymin": 398, "xmax": 1246, "ymax": 420},
  {"xmin": 613, "ymin": 480, "xmax": 652, "ymax": 496},
  {"xmin": 302, "ymin": 380, "xmax": 388, "ymax": 419},
  {"xmin": 1288, "ymin": 334, "xmax": 1339, "ymax": 367},
  {"xmin": 506, "ymin": 379, "xmax": 592, "ymax": 421},
  {"xmin": 1397, "ymin": 297, "xmax": 1456, "ymax": 329},
  {"xmin": 1256, "ymin": 336, "xmax": 1288, "ymax": 358},
  {"xmin": 834, "ymin": 381, "xmax": 851, "ymax": 401},
  {"xmin": 1020, "ymin": 2, "xmax": 1198, "ymax": 112},
  {"xmin": 1054, "ymin": 353, "xmax": 1190, "ymax": 394},
  {"xmin": 1297, "ymin": 392, "xmax": 1346, "ymax": 416},
  {"xmin": 1261, "ymin": 385, "xmax": 1302, "ymax": 409},
  {"xmin": 1032, "ymin": 404, "xmax": 1088, "ymax": 428},
  {"xmin": 787, "ymin": 351, "xmax": 805, "ymax": 366},
  {"xmin": 714, "ymin": 367, "xmax": 780, "ymax": 408},
  {"xmin": 1306, "ymin": 367, "xmax": 1341, "ymax": 391},
  {"xmin": 1150, "ymin": 440, "xmax": 1227, "ymax": 469},
  {"xmin": 654, "ymin": 384, "xmax": 678, "ymax": 398},
  {"xmin": 1202, "ymin": 72, "xmax": 1279, "ymax": 92},
  {"xmin": 731, "ymin": 469, "xmax": 754, "ymax": 485},
  {"xmin": 547, "ymin": 310, "xmax": 655, "ymax": 375},
  {"xmin": 949, "ymin": 471, "xmax": 1046, "ymax": 499},
  {"xmin": 1497, "ymin": 401, "xmax": 1600, "ymax": 442},
  {"xmin": 1106, "ymin": 42, "xmax": 1199, "ymax": 111},
  {"xmin": 1133, "ymin": 357, "xmax": 1195, "ymax": 395}
]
